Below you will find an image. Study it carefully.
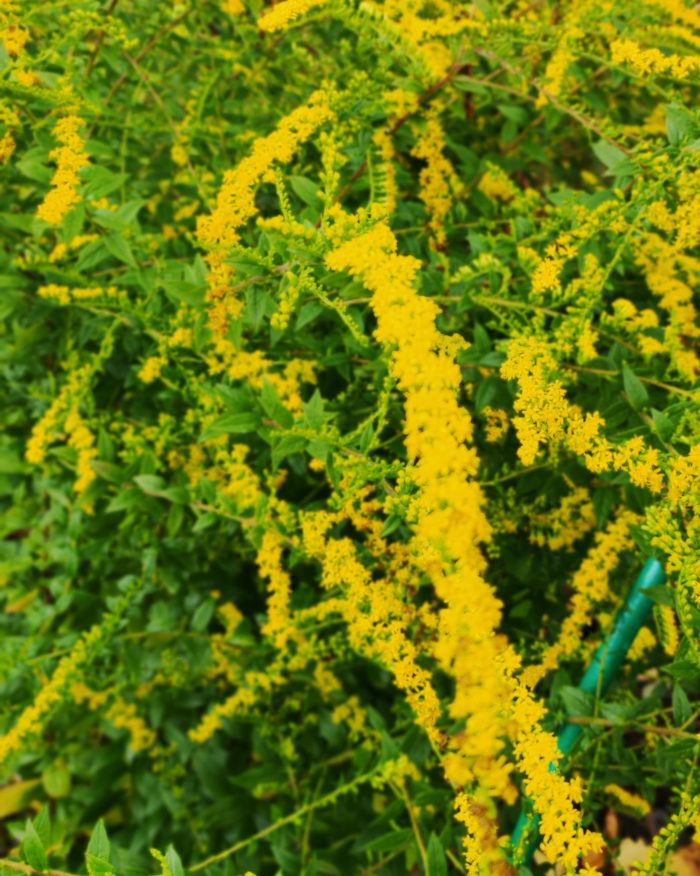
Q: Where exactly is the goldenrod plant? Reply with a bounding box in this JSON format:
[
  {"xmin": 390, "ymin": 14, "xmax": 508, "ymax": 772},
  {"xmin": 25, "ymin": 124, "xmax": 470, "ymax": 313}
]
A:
[{"xmin": 1, "ymin": 1, "xmax": 699, "ymax": 874}]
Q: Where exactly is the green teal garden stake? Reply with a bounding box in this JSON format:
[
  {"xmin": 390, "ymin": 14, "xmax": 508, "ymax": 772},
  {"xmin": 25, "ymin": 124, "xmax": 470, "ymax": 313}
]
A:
[{"xmin": 510, "ymin": 557, "xmax": 666, "ymax": 866}]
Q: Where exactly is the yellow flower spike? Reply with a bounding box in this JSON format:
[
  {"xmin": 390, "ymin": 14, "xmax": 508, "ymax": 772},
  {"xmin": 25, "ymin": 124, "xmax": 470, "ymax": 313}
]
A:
[
  {"xmin": 257, "ymin": 0, "xmax": 327, "ymax": 32},
  {"xmin": 604, "ymin": 784, "xmax": 651, "ymax": 817},
  {"xmin": 37, "ymin": 114, "xmax": 88, "ymax": 226},
  {"xmin": 326, "ymin": 219, "xmax": 601, "ymax": 867},
  {"xmin": 196, "ymin": 91, "xmax": 332, "ymax": 333}
]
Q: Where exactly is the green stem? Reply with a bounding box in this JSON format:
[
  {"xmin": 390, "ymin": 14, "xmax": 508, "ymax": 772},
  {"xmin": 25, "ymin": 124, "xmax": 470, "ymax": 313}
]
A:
[{"xmin": 190, "ymin": 764, "xmax": 383, "ymax": 871}]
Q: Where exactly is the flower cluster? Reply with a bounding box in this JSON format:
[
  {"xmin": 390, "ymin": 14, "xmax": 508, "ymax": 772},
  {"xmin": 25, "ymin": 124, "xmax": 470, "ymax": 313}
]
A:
[
  {"xmin": 257, "ymin": 0, "xmax": 327, "ymax": 32},
  {"xmin": 36, "ymin": 114, "xmax": 88, "ymax": 225}
]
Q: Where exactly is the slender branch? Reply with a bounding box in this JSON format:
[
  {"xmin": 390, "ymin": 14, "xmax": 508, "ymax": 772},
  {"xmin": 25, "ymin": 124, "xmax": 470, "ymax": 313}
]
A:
[
  {"xmin": 85, "ymin": 0, "xmax": 120, "ymax": 78},
  {"xmin": 0, "ymin": 859, "xmax": 79, "ymax": 876},
  {"xmin": 190, "ymin": 766, "xmax": 382, "ymax": 871},
  {"xmin": 567, "ymin": 715, "xmax": 697, "ymax": 739},
  {"xmin": 474, "ymin": 47, "xmax": 631, "ymax": 156},
  {"xmin": 333, "ymin": 56, "xmax": 470, "ymax": 205},
  {"xmin": 565, "ymin": 364, "xmax": 696, "ymax": 399},
  {"xmin": 104, "ymin": 7, "xmax": 192, "ymax": 107}
]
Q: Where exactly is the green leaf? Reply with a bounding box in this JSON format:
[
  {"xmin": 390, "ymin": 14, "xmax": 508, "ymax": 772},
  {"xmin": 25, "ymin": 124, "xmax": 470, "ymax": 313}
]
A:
[
  {"xmin": 42, "ymin": 761, "xmax": 71, "ymax": 798},
  {"xmin": 103, "ymin": 233, "xmax": 137, "ymax": 268},
  {"xmin": 21, "ymin": 820, "xmax": 48, "ymax": 872},
  {"xmin": 271, "ymin": 434, "xmax": 307, "ymax": 469},
  {"xmin": 82, "ymin": 166, "xmax": 128, "ymax": 198},
  {"xmin": 672, "ymin": 683, "xmax": 692, "ymax": 725},
  {"xmin": 191, "ymin": 600, "xmax": 215, "ymax": 632},
  {"xmin": 199, "ymin": 411, "xmax": 259, "ymax": 441},
  {"xmin": 592, "ymin": 140, "xmax": 627, "ymax": 172},
  {"xmin": 165, "ymin": 846, "xmax": 185, "ymax": 876},
  {"xmin": 33, "ymin": 807, "xmax": 51, "ymax": 848},
  {"xmin": 159, "ymin": 487, "xmax": 189, "ymax": 504},
  {"xmin": 358, "ymin": 421, "xmax": 374, "ymax": 454},
  {"xmin": 86, "ymin": 853, "xmax": 116, "ymax": 876},
  {"xmin": 303, "ymin": 390, "xmax": 325, "ymax": 431},
  {"xmin": 17, "ymin": 149, "xmax": 52, "ymax": 184},
  {"xmin": 296, "ymin": 301, "xmax": 323, "ymax": 329},
  {"xmin": 559, "ymin": 686, "xmax": 595, "ymax": 717},
  {"xmin": 475, "ymin": 376, "xmax": 501, "ymax": 412},
  {"xmin": 0, "ymin": 780, "xmax": 40, "ymax": 820},
  {"xmin": 380, "ymin": 515, "xmax": 402, "ymax": 538},
  {"xmin": 161, "ymin": 273, "xmax": 206, "ymax": 308},
  {"xmin": 307, "ymin": 438, "xmax": 330, "ymax": 461},
  {"xmin": 87, "ymin": 819, "xmax": 111, "ymax": 861},
  {"xmin": 216, "ymin": 385, "xmax": 254, "ymax": 412},
  {"xmin": 260, "ymin": 380, "xmax": 294, "ymax": 428},
  {"xmin": 426, "ymin": 833, "xmax": 447, "ymax": 876},
  {"xmin": 244, "ymin": 287, "xmax": 272, "ymax": 331},
  {"xmin": 641, "ymin": 584, "xmax": 675, "ymax": 606},
  {"xmin": 361, "ymin": 828, "xmax": 413, "ymax": 853},
  {"xmin": 91, "ymin": 461, "xmax": 123, "ymax": 484},
  {"xmin": 133, "ymin": 475, "xmax": 167, "ymax": 494},
  {"xmin": 622, "ymin": 363, "xmax": 649, "ymax": 411},
  {"xmin": 662, "ymin": 660, "xmax": 698, "ymax": 681},
  {"xmin": 651, "ymin": 408, "xmax": 674, "ymax": 441},
  {"xmin": 92, "ymin": 200, "xmax": 144, "ymax": 231},
  {"xmin": 290, "ymin": 175, "xmax": 321, "ymax": 206},
  {"xmin": 665, "ymin": 103, "xmax": 697, "ymax": 146},
  {"xmin": 106, "ymin": 488, "xmax": 143, "ymax": 513}
]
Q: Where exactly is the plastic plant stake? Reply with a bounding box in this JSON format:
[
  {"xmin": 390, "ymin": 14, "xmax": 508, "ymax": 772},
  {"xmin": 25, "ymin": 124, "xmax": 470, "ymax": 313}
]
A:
[{"xmin": 510, "ymin": 557, "xmax": 666, "ymax": 866}]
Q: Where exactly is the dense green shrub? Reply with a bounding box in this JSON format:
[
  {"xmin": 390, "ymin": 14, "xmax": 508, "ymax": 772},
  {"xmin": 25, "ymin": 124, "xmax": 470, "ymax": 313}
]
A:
[{"xmin": 1, "ymin": 1, "xmax": 699, "ymax": 874}]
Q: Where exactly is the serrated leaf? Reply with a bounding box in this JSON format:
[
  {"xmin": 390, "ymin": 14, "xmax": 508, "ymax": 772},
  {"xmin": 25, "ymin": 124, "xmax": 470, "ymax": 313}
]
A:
[
  {"xmin": 21, "ymin": 821, "xmax": 48, "ymax": 872},
  {"xmin": 87, "ymin": 819, "xmax": 110, "ymax": 861}
]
